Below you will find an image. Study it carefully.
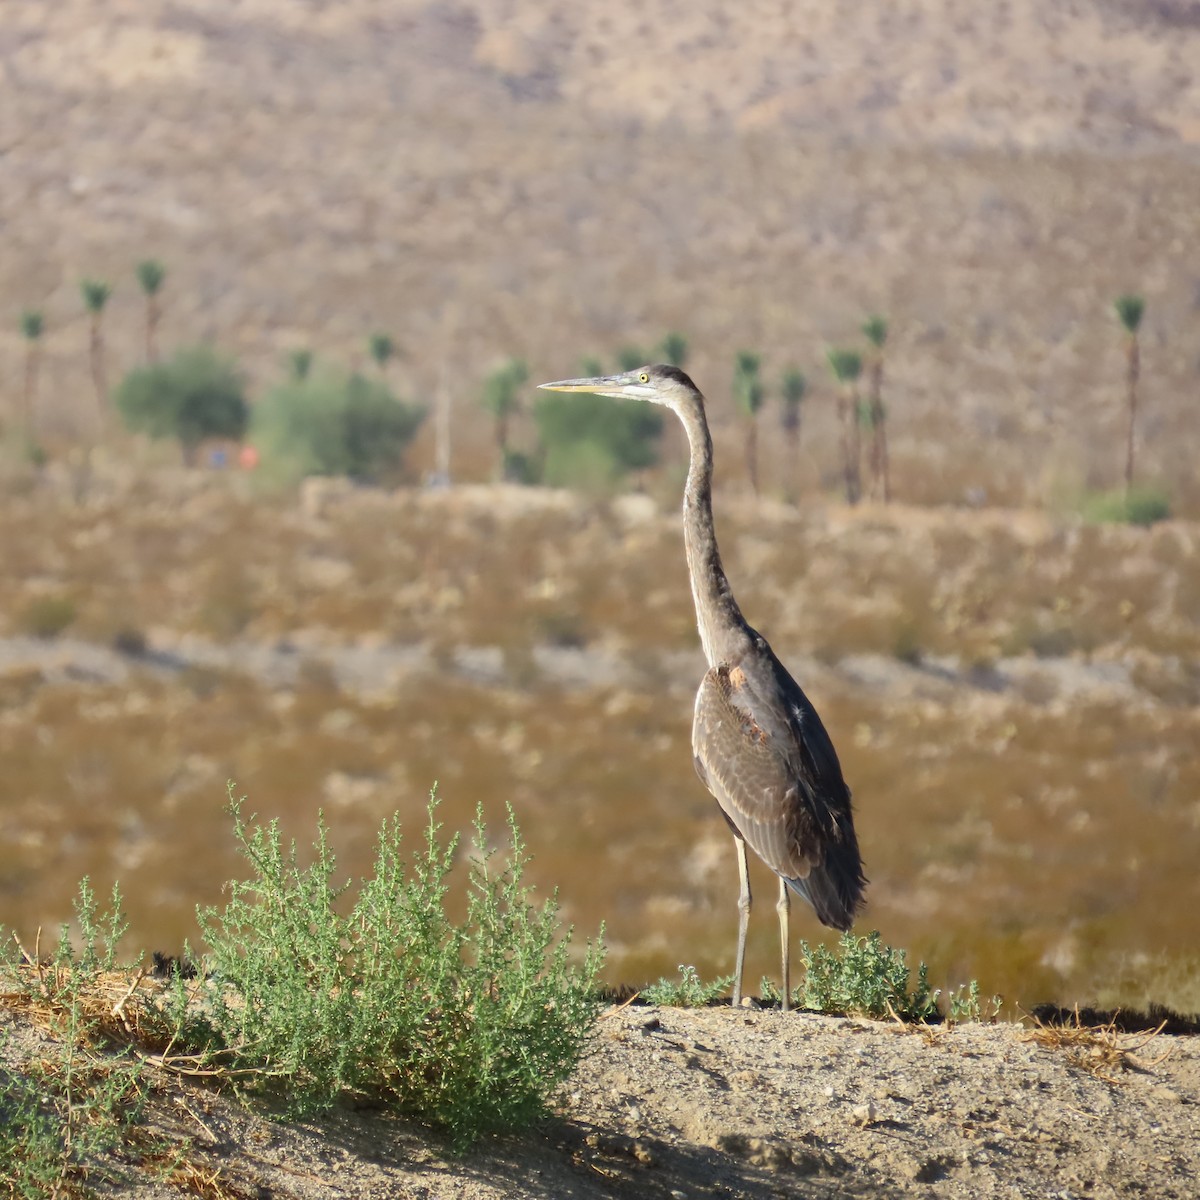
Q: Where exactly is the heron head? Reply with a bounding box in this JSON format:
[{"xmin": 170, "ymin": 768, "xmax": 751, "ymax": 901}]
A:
[{"xmin": 537, "ymin": 363, "xmax": 701, "ymax": 408}]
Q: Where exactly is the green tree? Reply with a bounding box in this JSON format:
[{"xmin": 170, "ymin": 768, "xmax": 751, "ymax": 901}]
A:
[
  {"xmin": 80, "ymin": 279, "xmax": 113, "ymax": 428},
  {"xmin": 659, "ymin": 332, "xmax": 689, "ymax": 369},
  {"xmin": 481, "ymin": 358, "xmax": 530, "ymax": 479},
  {"xmin": 826, "ymin": 347, "xmax": 863, "ymax": 504},
  {"xmin": 861, "ymin": 315, "xmax": 890, "ymax": 503},
  {"xmin": 780, "ymin": 368, "xmax": 807, "ymax": 502},
  {"xmin": 288, "ymin": 348, "xmax": 314, "ymax": 381},
  {"xmin": 1114, "ymin": 294, "xmax": 1145, "ymax": 492},
  {"xmin": 733, "ymin": 350, "xmax": 765, "ymax": 496},
  {"xmin": 115, "ymin": 345, "xmax": 248, "ymax": 465},
  {"xmin": 135, "ymin": 259, "xmax": 166, "ymax": 363},
  {"xmin": 20, "ymin": 310, "xmax": 44, "ymax": 433},
  {"xmin": 615, "ymin": 346, "xmax": 647, "ymax": 372},
  {"xmin": 368, "ymin": 332, "xmax": 396, "ymax": 375},
  {"xmin": 533, "ymin": 390, "xmax": 664, "ymax": 490},
  {"xmin": 255, "ymin": 370, "xmax": 425, "ymax": 484},
  {"xmin": 579, "ymin": 356, "xmax": 605, "ymax": 378}
]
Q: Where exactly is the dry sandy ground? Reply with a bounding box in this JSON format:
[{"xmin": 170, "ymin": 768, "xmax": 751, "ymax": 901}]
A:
[{"xmin": 8, "ymin": 1000, "xmax": 1197, "ymax": 1199}]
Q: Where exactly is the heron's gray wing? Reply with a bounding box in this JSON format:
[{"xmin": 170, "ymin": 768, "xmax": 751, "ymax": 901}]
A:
[{"xmin": 692, "ymin": 662, "xmax": 819, "ymax": 881}]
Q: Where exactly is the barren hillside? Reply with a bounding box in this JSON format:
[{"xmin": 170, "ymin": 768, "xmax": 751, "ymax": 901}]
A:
[{"xmin": 2, "ymin": 0, "xmax": 1199, "ymax": 507}]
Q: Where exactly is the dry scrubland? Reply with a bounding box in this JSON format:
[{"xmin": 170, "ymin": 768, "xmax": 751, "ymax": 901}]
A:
[
  {"xmin": 2, "ymin": 465, "xmax": 1198, "ymax": 1014},
  {"xmin": 3, "ymin": 5, "xmax": 1200, "ymax": 1195}
]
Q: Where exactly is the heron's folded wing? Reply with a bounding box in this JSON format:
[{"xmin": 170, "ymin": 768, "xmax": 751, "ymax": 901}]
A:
[{"xmin": 693, "ymin": 664, "xmax": 817, "ymax": 881}]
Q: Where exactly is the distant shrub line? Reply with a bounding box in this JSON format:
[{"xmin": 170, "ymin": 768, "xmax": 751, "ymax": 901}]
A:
[{"xmin": 13, "ymin": 267, "xmax": 1168, "ymax": 520}]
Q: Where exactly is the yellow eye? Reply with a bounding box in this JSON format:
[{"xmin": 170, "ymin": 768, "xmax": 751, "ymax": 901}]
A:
[{"xmin": 639, "ymin": 372, "xmax": 649, "ymax": 383}]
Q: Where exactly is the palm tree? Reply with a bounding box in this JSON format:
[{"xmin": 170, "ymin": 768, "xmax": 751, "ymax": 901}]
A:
[
  {"xmin": 616, "ymin": 345, "xmax": 647, "ymax": 372},
  {"xmin": 659, "ymin": 332, "xmax": 689, "ymax": 369},
  {"xmin": 733, "ymin": 350, "xmax": 765, "ymax": 496},
  {"xmin": 20, "ymin": 310, "xmax": 44, "ymax": 433},
  {"xmin": 481, "ymin": 358, "xmax": 529, "ymax": 479},
  {"xmin": 861, "ymin": 315, "xmax": 890, "ymax": 503},
  {"xmin": 288, "ymin": 348, "xmax": 314, "ymax": 381},
  {"xmin": 135, "ymin": 259, "xmax": 166, "ymax": 363},
  {"xmin": 826, "ymin": 347, "xmax": 863, "ymax": 505},
  {"xmin": 1114, "ymin": 294, "xmax": 1145, "ymax": 492},
  {"xmin": 368, "ymin": 332, "xmax": 396, "ymax": 377},
  {"xmin": 780, "ymin": 368, "xmax": 806, "ymax": 503},
  {"xmin": 80, "ymin": 279, "xmax": 113, "ymax": 428}
]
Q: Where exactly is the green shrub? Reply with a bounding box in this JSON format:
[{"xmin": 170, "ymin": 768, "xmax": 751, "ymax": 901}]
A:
[
  {"xmin": 0, "ymin": 1059, "xmax": 63, "ymax": 1200},
  {"xmin": 254, "ymin": 371, "xmax": 425, "ymax": 484},
  {"xmin": 115, "ymin": 345, "xmax": 248, "ymax": 464},
  {"xmin": 1081, "ymin": 487, "xmax": 1170, "ymax": 527},
  {"xmin": 795, "ymin": 932, "xmax": 939, "ymax": 1021},
  {"xmin": 945, "ymin": 980, "xmax": 1003, "ymax": 1024},
  {"xmin": 0, "ymin": 880, "xmax": 148, "ymax": 1195},
  {"xmin": 0, "ymin": 799, "xmax": 604, "ymax": 1170},
  {"xmin": 533, "ymin": 391, "xmax": 663, "ymax": 487},
  {"xmin": 197, "ymin": 788, "xmax": 604, "ymax": 1146},
  {"xmin": 643, "ymin": 964, "xmax": 734, "ymax": 1007}
]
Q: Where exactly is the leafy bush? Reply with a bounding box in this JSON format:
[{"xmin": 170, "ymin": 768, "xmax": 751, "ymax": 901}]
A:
[
  {"xmin": 1081, "ymin": 487, "xmax": 1170, "ymax": 527},
  {"xmin": 643, "ymin": 965, "xmax": 734, "ymax": 1007},
  {"xmin": 254, "ymin": 371, "xmax": 425, "ymax": 484},
  {"xmin": 796, "ymin": 932, "xmax": 939, "ymax": 1021},
  {"xmin": 533, "ymin": 391, "xmax": 663, "ymax": 488},
  {"xmin": 0, "ymin": 794, "xmax": 604, "ymax": 1175},
  {"xmin": 197, "ymin": 789, "xmax": 604, "ymax": 1146},
  {"xmin": 0, "ymin": 881, "xmax": 148, "ymax": 1196},
  {"xmin": 115, "ymin": 345, "xmax": 248, "ymax": 464}
]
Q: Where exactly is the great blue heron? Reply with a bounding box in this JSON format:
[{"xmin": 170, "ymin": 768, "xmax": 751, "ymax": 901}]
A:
[{"xmin": 539, "ymin": 364, "xmax": 866, "ymax": 1011}]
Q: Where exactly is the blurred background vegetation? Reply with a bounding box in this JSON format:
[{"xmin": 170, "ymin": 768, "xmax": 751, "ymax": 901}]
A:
[{"xmin": 1, "ymin": 0, "xmax": 1198, "ymax": 1014}]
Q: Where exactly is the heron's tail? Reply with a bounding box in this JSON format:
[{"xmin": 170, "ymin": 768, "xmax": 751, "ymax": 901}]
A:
[{"xmin": 786, "ymin": 850, "xmax": 866, "ymax": 932}]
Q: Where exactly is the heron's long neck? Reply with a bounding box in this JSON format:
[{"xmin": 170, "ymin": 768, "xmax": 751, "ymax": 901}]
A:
[{"xmin": 676, "ymin": 395, "xmax": 750, "ymax": 667}]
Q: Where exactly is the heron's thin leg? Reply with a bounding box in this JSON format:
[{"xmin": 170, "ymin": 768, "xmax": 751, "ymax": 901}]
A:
[
  {"xmin": 776, "ymin": 878, "xmax": 791, "ymax": 1013},
  {"xmin": 732, "ymin": 837, "xmax": 752, "ymax": 1007}
]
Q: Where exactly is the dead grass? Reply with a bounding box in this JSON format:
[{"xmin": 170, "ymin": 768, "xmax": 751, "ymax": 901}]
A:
[{"xmin": 1022, "ymin": 1007, "xmax": 1173, "ymax": 1084}]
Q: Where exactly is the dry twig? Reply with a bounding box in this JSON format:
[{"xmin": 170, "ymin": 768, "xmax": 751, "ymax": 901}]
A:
[{"xmin": 1021, "ymin": 1006, "xmax": 1171, "ymax": 1083}]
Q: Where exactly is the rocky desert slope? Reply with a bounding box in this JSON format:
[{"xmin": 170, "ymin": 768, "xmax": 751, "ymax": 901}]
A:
[{"xmin": 2, "ymin": 0, "xmax": 1199, "ymax": 508}]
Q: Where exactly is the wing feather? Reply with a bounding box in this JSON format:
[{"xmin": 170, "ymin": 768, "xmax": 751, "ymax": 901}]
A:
[{"xmin": 693, "ymin": 644, "xmax": 865, "ymax": 929}]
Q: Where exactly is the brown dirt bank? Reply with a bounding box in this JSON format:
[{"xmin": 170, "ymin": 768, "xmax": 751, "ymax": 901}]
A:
[{"xmin": 5, "ymin": 997, "xmax": 1197, "ymax": 1199}]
